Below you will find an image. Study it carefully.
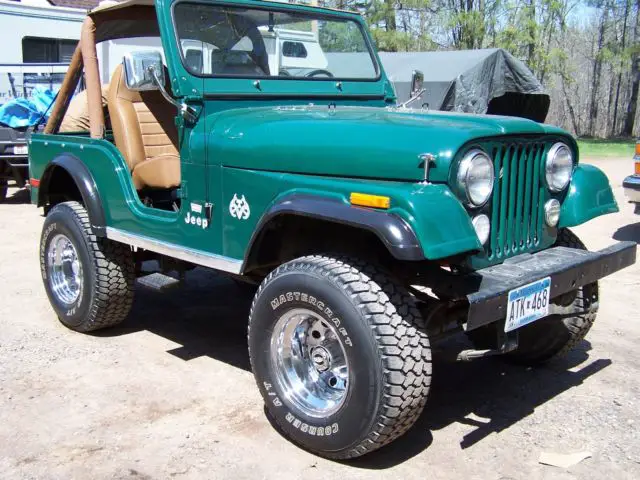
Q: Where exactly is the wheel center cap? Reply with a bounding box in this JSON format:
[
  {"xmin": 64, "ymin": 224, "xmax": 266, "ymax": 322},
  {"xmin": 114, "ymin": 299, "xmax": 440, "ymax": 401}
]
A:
[{"xmin": 311, "ymin": 346, "xmax": 331, "ymax": 372}]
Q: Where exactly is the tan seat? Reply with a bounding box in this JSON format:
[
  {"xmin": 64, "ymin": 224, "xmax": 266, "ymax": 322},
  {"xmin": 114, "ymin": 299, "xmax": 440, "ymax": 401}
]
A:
[
  {"xmin": 60, "ymin": 84, "xmax": 110, "ymax": 133},
  {"xmin": 108, "ymin": 64, "xmax": 180, "ymax": 190}
]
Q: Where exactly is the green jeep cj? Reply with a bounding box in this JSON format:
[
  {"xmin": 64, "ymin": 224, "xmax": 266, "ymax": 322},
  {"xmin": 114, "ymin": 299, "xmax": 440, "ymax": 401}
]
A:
[{"xmin": 29, "ymin": 0, "xmax": 636, "ymax": 459}]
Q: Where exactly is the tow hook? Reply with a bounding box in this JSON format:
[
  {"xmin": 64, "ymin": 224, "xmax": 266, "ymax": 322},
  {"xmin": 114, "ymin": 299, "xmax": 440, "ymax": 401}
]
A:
[{"xmin": 456, "ymin": 330, "xmax": 519, "ymax": 361}]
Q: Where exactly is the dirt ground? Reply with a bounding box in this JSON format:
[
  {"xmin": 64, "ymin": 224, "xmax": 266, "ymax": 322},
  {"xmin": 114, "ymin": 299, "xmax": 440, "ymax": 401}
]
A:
[{"xmin": 0, "ymin": 157, "xmax": 638, "ymax": 480}]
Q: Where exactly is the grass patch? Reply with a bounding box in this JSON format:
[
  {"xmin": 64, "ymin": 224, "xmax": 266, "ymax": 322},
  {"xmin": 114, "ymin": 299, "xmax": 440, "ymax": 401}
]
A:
[{"xmin": 577, "ymin": 138, "xmax": 635, "ymax": 158}]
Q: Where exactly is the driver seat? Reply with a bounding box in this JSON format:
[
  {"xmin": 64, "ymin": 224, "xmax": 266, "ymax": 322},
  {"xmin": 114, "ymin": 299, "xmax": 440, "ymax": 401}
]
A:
[{"xmin": 108, "ymin": 63, "xmax": 180, "ymax": 191}]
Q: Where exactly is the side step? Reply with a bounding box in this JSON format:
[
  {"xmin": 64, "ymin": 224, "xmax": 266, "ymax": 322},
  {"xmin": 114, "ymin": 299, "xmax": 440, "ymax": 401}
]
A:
[{"xmin": 137, "ymin": 272, "xmax": 181, "ymax": 292}]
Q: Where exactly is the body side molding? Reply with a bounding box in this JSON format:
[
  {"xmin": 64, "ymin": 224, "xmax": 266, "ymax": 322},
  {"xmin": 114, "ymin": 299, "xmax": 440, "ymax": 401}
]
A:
[{"xmin": 106, "ymin": 227, "xmax": 243, "ymax": 274}]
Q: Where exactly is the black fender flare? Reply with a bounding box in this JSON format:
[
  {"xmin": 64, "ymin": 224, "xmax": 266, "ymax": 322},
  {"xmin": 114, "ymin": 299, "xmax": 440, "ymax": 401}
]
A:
[
  {"xmin": 38, "ymin": 154, "xmax": 106, "ymax": 236},
  {"xmin": 243, "ymin": 194, "xmax": 425, "ymax": 272}
]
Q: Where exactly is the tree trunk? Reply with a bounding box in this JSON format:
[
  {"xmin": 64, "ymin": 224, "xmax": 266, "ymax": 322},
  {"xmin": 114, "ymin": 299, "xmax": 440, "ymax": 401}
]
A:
[
  {"xmin": 623, "ymin": 0, "xmax": 640, "ymax": 137},
  {"xmin": 562, "ymin": 76, "xmax": 581, "ymax": 136},
  {"xmin": 527, "ymin": 0, "xmax": 536, "ymax": 67},
  {"xmin": 623, "ymin": 57, "xmax": 640, "ymax": 136},
  {"xmin": 384, "ymin": 0, "xmax": 396, "ymax": 31},
  {"xmin": 612, "ymin": 74, "xmax": 621, "ymax": 136},
  {"xmin": 612, "ymin": 0, "xmax": 631, "ymax": 136},
  {"xmin": 606, "ymin": 67, "xmax": 616, "ymax": 137},
  {"xmin": 588, "ymin": 4, "xmax": 609, "ymax": 137}
]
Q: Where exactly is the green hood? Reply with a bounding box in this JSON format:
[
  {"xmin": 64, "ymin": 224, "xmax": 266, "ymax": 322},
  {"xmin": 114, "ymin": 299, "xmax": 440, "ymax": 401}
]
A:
[{"xmin": 210, "ymin": 106, "xmax": 572, "ymax": 182}]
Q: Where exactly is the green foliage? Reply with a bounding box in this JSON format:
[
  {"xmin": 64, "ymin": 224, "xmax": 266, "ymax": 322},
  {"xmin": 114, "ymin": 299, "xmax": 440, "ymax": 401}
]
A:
[
  {"xmin": 319, "ymin": 20, "xmax": 368, "ymax": 52},
  {"xmin": 369, "ymin": 27, "xmax": 415, "ymax": 51},
  {"xmin": 318, "ymin": 0, "xmax": 640, "ymax": 137},
  {"xmin": 577, "ymin": 138, "xmax": 636, "ymax": 157}
]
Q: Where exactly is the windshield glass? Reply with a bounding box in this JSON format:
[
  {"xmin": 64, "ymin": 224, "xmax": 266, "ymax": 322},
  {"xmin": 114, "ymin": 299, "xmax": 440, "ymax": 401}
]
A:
[{"xmin": 173, "ymin": 3, "xmax": 378, "ymax": 80}]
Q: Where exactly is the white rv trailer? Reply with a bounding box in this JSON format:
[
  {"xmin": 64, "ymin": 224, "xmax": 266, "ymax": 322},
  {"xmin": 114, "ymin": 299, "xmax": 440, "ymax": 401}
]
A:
[
  {"xmin": 0, "ymin": 0, "xmax": 330, "ymax": 91},
  {"xmin": 0, "ymin": 0, "xmax": 84, "ymax": 101}
]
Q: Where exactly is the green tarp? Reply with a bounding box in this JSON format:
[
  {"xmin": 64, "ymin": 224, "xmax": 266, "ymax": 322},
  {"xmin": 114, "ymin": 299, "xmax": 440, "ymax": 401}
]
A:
[{"xmin": 379, "ymin": 48, "xmax": 550, "ymax": 122}]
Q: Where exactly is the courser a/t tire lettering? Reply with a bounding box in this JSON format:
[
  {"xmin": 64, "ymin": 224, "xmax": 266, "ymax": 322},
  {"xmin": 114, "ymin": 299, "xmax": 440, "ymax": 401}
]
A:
[{"xmin": 248, "ymin": 254, "xmax": 432, "ymax": 459}]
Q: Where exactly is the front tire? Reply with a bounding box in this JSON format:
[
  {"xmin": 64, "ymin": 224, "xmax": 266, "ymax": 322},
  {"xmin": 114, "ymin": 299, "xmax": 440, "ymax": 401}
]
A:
[
  {"xmin": 248, "ymin": 255, "xmax": 431, "ymax": 459},
  {"xmin": 40, "ymin": 201, "xmax": 135, "ymax": 332}
]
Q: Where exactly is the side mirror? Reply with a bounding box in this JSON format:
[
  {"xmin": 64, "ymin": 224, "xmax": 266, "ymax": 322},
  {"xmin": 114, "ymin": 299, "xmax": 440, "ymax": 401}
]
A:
[
  {"xmin": 410, "ymin": 69, "xmax": 424, "ymax": 98},
  {"xmin": 122, "ymin": 51, "xmax": 165, "ymax": 91},
  {"xmin": 399, "ymin": 70, "xmax": 427, "ymax": 108}
]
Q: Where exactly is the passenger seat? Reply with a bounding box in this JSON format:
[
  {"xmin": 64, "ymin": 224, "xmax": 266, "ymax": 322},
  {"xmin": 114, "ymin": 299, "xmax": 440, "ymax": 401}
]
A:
[{"xmin": 107, "ymin": 63, "xmax": 180, "ymax": 190}]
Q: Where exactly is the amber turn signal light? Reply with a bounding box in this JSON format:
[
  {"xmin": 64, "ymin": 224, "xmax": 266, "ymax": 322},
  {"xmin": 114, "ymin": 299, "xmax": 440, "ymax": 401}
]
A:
[
  {"xmin": 350, "ymin": 192, "xmax": 391, "ymax": 209},
  {"xmin": 635, "ymin": 160, "xmax": 640, "ymax": 175},
  {"xmin": 635, "ymin": 141, "xmax": 640, "ymax": 156}
]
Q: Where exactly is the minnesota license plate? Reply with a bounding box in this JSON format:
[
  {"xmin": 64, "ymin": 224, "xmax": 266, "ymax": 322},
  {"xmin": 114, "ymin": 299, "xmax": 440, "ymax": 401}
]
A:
[
  {"xmin": 13, "ymin": 145, "xmax": 28, "ymax": 155},
  {"xmin": 504, "ymin": 277, "xmax": 551, "ymax": 332}
]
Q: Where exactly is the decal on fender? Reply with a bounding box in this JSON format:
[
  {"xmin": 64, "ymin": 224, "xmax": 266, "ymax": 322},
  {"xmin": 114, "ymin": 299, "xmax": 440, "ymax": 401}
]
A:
[{"xmin": 229, "ymin": 194, "xmax": 251, "ymax": 220}]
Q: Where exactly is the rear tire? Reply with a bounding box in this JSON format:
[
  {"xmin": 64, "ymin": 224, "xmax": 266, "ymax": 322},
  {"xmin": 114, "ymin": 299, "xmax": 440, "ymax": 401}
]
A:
[
  {"xmin": 0, "ymin": 179, "xmax": 7, "ymax": 202},
  {"xmin": 40, "ymin": 201, "xmax": 135, "ymax": 332},
  {"xmin": 469, "ymin": 228, "xmax": 598, "ymax": 365},
  {"xmin": 248, "ymin": 255, "xmax": 431, "ymax": 459}
]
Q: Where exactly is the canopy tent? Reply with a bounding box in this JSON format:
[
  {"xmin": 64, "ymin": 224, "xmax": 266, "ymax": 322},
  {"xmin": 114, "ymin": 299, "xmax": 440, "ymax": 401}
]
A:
[{"xmin": 379, "ymin": 48, "xmax": 550, "ymax": 122}]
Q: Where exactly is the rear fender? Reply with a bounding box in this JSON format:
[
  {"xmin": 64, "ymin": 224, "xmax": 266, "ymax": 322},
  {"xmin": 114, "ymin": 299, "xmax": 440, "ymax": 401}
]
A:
[{"xmin": 38, "ymin": 154, "xmax": 106, "ymax": 236}]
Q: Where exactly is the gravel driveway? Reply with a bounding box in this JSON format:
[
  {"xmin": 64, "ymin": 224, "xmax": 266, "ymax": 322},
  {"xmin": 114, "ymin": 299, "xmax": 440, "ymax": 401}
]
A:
[{"xmin": 0, "ymin": 157, "xmax": 638, "ymax": 479}]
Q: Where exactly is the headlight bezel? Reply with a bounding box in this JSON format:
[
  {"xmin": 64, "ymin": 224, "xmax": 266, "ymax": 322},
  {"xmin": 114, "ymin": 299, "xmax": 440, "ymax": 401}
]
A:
[
  {"xmin": 545, "ymin": 142, "xmax": 574, "ymax": 192},
  {"xmin": 456, "ymin": 148, "xmax": 495, "ymax": 208}
]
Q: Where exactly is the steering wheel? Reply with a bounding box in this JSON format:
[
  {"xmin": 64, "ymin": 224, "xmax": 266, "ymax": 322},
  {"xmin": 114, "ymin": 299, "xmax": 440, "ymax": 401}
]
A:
[{"xmin": 305, "ymin": 69, "xmax": 334, "ymax": 78}]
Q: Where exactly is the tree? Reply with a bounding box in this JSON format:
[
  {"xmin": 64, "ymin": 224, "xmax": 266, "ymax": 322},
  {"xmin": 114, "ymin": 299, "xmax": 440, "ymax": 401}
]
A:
[
  {"xmin": 588, "ymin": 1, "xmax": 611, "ymax": 137},
  {"xmin": 623, "ymin": 0, "xmax": 640, "ymax": 136},
  {"xmin": 611, "ymin": 0, "xmax": 631, "ymax": 136},
  {"xmin": 318, "ymin": 0, "xmax": 640, "ymax": 137}
]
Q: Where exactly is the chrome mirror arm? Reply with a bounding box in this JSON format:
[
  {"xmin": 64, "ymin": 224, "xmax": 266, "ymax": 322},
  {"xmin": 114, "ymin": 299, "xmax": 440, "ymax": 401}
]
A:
[
  {"xmin": 399, "ymin": 88, "xmax": 427, "ymax": 109},
  {"xmin": 148, "ymin": 66, "xmax": 198, "ymax": 123}
]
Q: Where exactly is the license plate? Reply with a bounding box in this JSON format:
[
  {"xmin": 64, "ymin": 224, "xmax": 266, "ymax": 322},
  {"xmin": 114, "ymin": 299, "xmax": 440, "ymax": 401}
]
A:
[
  {"xmin": 504, "ymin": 277, "xmax": 551, "ymax": 332},
  {"xmin": 13, "ymin": 145, "xmax": 28, "ymax": 155}
]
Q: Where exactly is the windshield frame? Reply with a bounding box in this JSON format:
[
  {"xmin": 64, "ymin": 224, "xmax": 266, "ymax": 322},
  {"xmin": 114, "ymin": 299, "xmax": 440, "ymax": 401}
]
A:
[{"xmin": 170, "ymin": 0, "xmax": 381, "ymax": 82}]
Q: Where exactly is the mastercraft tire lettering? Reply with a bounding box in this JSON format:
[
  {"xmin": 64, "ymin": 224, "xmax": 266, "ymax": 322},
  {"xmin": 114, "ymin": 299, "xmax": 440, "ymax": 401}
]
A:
[{"xmin": 248, "ymin": 255, "xmax": 432, "ymax": 459}]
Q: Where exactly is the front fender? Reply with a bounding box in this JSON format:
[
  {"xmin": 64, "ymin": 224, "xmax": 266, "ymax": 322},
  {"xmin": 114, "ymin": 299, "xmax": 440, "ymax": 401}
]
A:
[
  {"xmin": 395, "ymin": 183, "xmax": 482, "ymax": 259},
  {"xmin": 246, "ymin": 194, "xmax": 425, "ymax": 261},
  {"xmin": 239, "ymin": 174, "xmax": 481, "ymax": 265},
  {"xmin": 559, "ymin": 164, "xmax": 618, "ymax": 228}
]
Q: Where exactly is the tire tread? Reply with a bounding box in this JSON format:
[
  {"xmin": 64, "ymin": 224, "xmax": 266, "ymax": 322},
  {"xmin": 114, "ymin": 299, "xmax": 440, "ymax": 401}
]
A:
[
  {"xmin": 41, "ymin": 201, "xmax": 135, "ymax": 332},
  {"xmin": 248, "ymin": 254, "xmax": 431, "ymax": 459}
]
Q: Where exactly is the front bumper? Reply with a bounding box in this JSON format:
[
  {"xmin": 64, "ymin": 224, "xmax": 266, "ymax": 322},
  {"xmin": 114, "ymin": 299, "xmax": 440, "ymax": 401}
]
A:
[
  {"xmin": 463, "ymin": 241, "xmax": 636, "ymax": 331},
  {"xmin": 623, "ymin": 175, "xmax": 640, "ymax": 204}
]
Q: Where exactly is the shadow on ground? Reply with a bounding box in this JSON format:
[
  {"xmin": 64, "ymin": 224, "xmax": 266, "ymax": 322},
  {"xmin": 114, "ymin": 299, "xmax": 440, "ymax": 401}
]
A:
[
  {"xmin": 98, "ymin": 267, "xmax": 255, "ymax": 371},
  {"xmin": 347, "ymin": 339, "xmax": 609, "ymax": 469},
  {"xmin": 1, "ymin": 186, "xmax": 30, "ymax": 204},
  {"xmin": 100, "ymin": 267, "xmax": 611, "ymax": 469},
  {"xmin": 613, "ymin": 222, "xmax": 640, "ymax": 242}
]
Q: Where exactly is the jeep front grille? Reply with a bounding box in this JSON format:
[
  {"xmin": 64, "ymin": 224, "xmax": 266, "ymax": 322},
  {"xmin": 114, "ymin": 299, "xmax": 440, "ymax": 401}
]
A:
[{"xmin": 488, "ymin": 141, "xmax": 546, "ymax": 260}]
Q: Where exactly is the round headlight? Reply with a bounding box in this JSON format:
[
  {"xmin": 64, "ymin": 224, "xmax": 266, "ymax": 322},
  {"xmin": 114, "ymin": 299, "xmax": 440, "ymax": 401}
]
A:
[
  {"xmin": 457, "ymin": 149, "xmax": 494, "ymax": 207},
  {"xmin": 544, "ymin": 199, "xmax": 561, "ymax": 227},
  {"xmin": 472, "ymin": 214, "xmax": 491, "ymax": 245},
  {"xmin": 545, "ymin": 143, "xmax": 573, "ymax": 192}
]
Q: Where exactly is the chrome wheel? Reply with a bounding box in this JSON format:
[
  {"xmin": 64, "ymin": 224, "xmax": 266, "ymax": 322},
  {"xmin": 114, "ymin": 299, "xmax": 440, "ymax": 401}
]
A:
[
  {"xmin": 270, "ymin": 308, "xmax": 349, "ymax": 418},
  {"xmin": 47, "ymin": 233, "xmax": 83, "ymax": 305}
]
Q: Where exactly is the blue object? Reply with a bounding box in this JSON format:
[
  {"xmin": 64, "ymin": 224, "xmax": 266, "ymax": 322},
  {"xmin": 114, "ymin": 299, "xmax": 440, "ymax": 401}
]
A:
[{"xmin": 0, "ymin": 87, "xmax": 56, "ymax": 128}]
